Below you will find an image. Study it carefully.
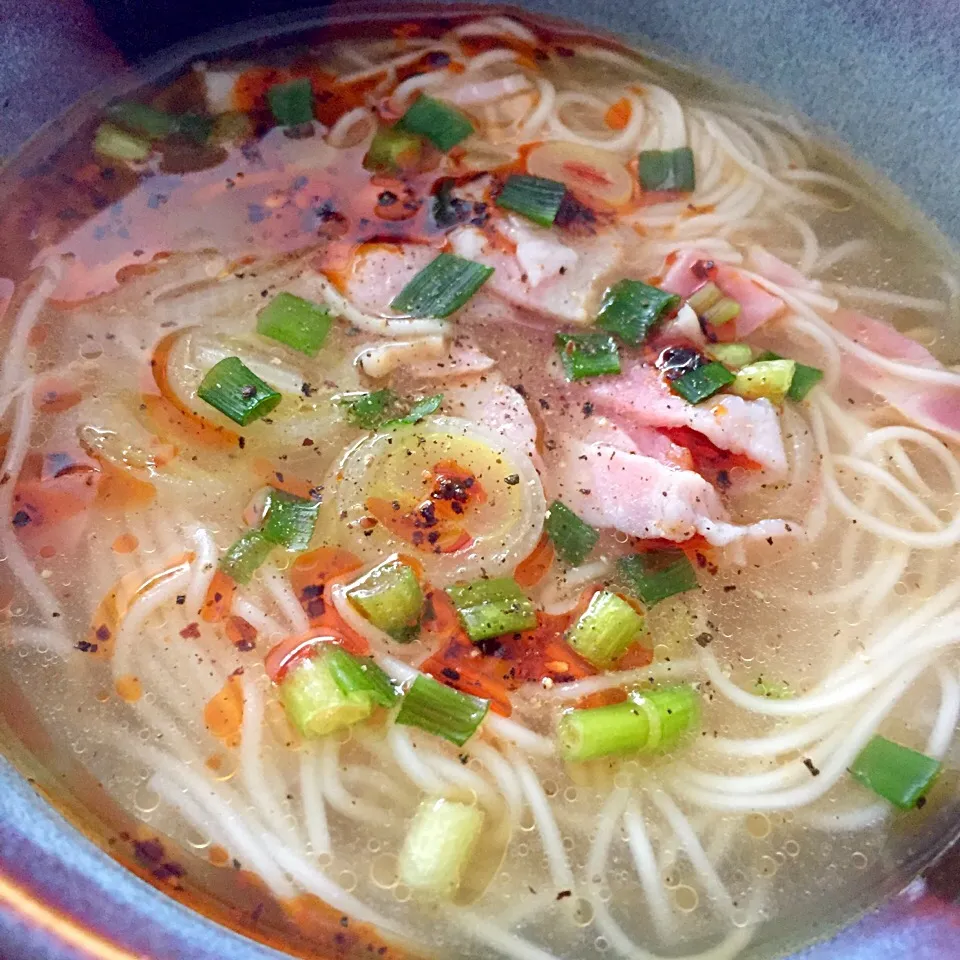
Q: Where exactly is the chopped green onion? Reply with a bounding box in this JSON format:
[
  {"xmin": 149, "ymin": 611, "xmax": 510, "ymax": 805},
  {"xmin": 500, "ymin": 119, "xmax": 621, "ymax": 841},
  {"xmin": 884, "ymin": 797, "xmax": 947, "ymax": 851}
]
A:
[
  {"xmin": 338, "ymin": 390, "xmax": 443, "ymax": 431},
  {"xmin": 555, "ymin": 333, "xmax": 621, "ymax": 381},
  {"xmin": 849, "ymin": 735, "xmax": 942, "ymax": 809},
  {"xmin": 384, "ymin": 394, "xmax": 443, "ymax": 428},
  {"xmin": 566, "ymin": 591, "xmax": 645, "ymax": 668},
  {"xmin": 687, "ymin": 282, "xmax": 723, "ymax": 315},
  {"xmin": 107, "ymin": 101, "xmax": 177, "ymax": 139},
  {"xmin": 106, "ymin": 101, "xmax": 211, "ymax": 143},
  {"xmin": 211, "ymin": 111, "xmax": 255, "ymax": 144},
  {"xmin": 756, "ymin": 351, "xmax": 824, "ymax": 402},
  {"xmin": 261, "ymin": 488, "xmax": 320, "ymax": 552},
  {"xmin": 324, "ymin": 645, "xmax": 398, "ymax": 708},
  {"xmin": 596, "ymin": 279, "xmax": 681, "ymax": 346},
  {"xmin": 730, "ymin": 359, "xmax": 796, "ymax": 404},
  {"xmin": 754, "ymin": 677, "xmax": 792, "ymax": 699},
  {"xmin": 399, "ymin": 797, "xmax": 485, "ymax": 898},
  {"xmin": 395, "ymin": 674, "xmax": 489, "ymax": 746},
  {"xmin": 396, "ymin": 95, "xmax": 474, "ymax": 151},
  {"xmin": 495, "ymin": 174, "xmax": 567, "ymax": 227},
  {"xmin": 363, "ymin": 126, "xmax": 424, "ymax": 174},
  {"xmin": 219, "ymin": 530, "xmax": 274, "ymax": 585},
  {"xmin": 559, "ymin": 684, "xmax": 701, "ymax": 762},
  {"xmin": 544, "ymin": 500, "xmax": 599, "ymax": 567},
  {"xmin": 267, "ymin": 77, "xmax": 314, "ymax": 126},
  {"xmin": 707, "ymin": 343, "xmax": 753, "ymax": 369},
  {"xmin": 638, "ymin": 147, "xmax": 696, "ymax": 193},
  {"xmin": 256, "ymin": 292, "xmax": 332, "ymax": 356},
  {"xmin": 197, "ymin": 357, "xmax": 282, "ymax": 426},
  {"xmin": 445, "ymin": 578, "xmax": 537, "ymax": 642},
  {"xmin": 93, "ymin": 123, "xmax": 151, "ymax": 163},
  {"xmin": 618, "ymin": 550, "xmax": 698, "ymax": 607},
  {"xmin": 390, "ymin": 253, "xmax": 493, "ymax": 319},
  {"xmin": 670, "ymin": 361, "xmax": 735, "ymax": 403},
  {"xmin": 280, "ymin": 653, "xmax": 374, "ymax": 738},
  {"xmin": 347, "ymin": 558, "xmax": 424, "ymax": 642},
  {"xmin": 703, "ymin": 298, "xmax": 740, "ymax": 327}
]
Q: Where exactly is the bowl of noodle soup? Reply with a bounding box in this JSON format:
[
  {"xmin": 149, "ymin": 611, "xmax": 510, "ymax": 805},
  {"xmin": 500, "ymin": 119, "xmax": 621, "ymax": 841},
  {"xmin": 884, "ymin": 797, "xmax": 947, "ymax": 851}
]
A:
[{"xmin": 0, "ymin": 5, "xmax": 959, "ymax": 960}]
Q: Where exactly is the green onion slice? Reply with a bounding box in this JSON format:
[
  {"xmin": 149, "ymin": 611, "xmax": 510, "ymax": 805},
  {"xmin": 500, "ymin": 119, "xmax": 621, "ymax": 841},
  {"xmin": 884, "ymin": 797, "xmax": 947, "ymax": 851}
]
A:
[
  {"xmin": 384, "ymin": 394, "xmax": 443, "ymax": 428},
  {"xmin": 395, "ymin": 674, "xmax": 489, "ymax": 746},
  {"xmin": 261, "ymin": 488, "xmax": 321, "ymax": 552},
  {"xmin": 197, "ymin": 357, "xmax": 282, "ymax": 426},
  {"xmin": 686, "ymin": 282, "xmax": 741, "ymax": 325},
  {"xmin": 730, "ymin": 359, "xmax": 796, "ymax": 404},
  {"xmin": 757, "ymin": 351, "xmax": 824, "ymax": 401},
  {"xmin": 280, "ymin": 654, "xmax": 372, "ymax": 738},
  {"xmin": 398, "ymin": 798, "xmax": 484, "ymax": 898},
  {"xmin": 363, "ymin": 126, "xmax": 424, "ymax": 174},
  {"xmin": 337, "ymin": 390, "xmax": 443, "ymax": 431},
  {"xmin": 495, "ymin": 174, "xmax": 567, "ymax": 227},
  {"xmin": 638, "ymin": 147, "xmax": 696, "ymax": 193},
  {"xmin": 544, "ymin": 500, "xmax": 599, "ymax": 567},
  {"xmin": 618, "ymin": 550, "xmax": 698, "ymax": 607},
  {"xmin": 670, "ymin": 360, "xmax": 735, "ymax": 404},
  {"xmin": 256, "ymin": 292, "xmax": 332, "ymax": 356},
  {"xmin": 558, "ymin": 684, "xmax": 701, "ymax": 762},
  {"xmin": 267, "ymin": 77, "xmax": 314, "ymax": 126},
  {"xmin": 93, "ymin": 123, "xmax": 151, "ymax": 163},
  {"xmin": 849, "ymin": 735, "xmax": 942, "ymax": 809},
  {"xmin": 219, "ymin": 530, "xmax": 274, "ymax": 585},
  {"xmin": 707, "ymin": 343, "xmax": 753, "ymax": 369},
  {"xmin": 445, "ymin": 577, "xmax": 537, "ymax": 642},
  {"xmin": 555, "ymin": 333, "xmax": 621, "ymax": 381},
  {"xmin": 347, "ymin": 558, "xmax": 424, "ymax": 642},
  {"xmin": 390, "ymin": 253, "xmax": 493, "ymax": 319},
  {"xmin": 396, "ymin": 95, "xmax": 474, "ymax": 152},
  {"xmin": 596, "ymin": 279, "xmax": 681, "ymax": 346},
  {"xmin": 566, "ymin": 591, "xmax": 645, "ymax": 667},
  {"xmin": 107, "ymin": 101, "xmax": 212, "ymax": 143},
  {"xmin": 324, "ymin": 646, "xmax": 398, "ymax": 708}
]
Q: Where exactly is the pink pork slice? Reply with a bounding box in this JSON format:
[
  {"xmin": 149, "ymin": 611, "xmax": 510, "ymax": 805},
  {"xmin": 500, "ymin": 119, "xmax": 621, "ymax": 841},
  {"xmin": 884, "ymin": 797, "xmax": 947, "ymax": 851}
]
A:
[{"xmin": 661, "ymin": 249, "xmax": 786, "ymax": 337}]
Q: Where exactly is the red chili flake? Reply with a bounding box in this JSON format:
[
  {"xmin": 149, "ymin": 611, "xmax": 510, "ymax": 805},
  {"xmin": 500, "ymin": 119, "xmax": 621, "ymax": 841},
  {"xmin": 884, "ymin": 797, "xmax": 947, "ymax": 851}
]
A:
[{"xmin": 179, "ymin": 622, "xmax": 201, "ymax": 639}]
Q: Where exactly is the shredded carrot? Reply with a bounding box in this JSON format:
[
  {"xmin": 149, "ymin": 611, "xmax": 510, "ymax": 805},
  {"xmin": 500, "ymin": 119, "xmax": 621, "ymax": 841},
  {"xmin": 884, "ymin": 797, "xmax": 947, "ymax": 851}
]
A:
[
  {"xmin": 95, "ymin": 461, "xmax": 157, "ymax": 510},
  {"xmin": 615, "ymin": 642, "xmax": 655, "ymax": 670},
  {"xmin": 225, "ymin": 615, "xmax": 258, "ymax": 650},
  {"xmin": 604, "ymin": 97, "xmax": 632, "ymax": 131},
  {"xmin": 204, "ymin": 674, "xmax": 244, "ymax": 747},
  {"xmin": 202, "ymin": 570, "xmax": 236, "ymax": 624},
  {"xmin": 253, "ymin": 458, "xmax": 319, "ymax": 501},
  {"xmin": 514, "ymin": 533, "xmax": 555, "ymax": 589}
]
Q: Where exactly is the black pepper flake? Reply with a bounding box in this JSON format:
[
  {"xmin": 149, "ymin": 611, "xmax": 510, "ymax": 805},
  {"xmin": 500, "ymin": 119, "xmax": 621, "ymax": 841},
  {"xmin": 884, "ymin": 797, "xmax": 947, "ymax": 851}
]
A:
[
  {"xmin": 916, "ymin": 796, "xmax": 927, "ymax": 809},
  {"xmin": 175, "ymin": 595, "xmax": 186, "ymax": 605},
  {"xmin": 556, "ymin": 889, "xmax": 572, "ymax": 900},
  {"xmin": 716, "ymin": 470, "xmax": 731, "ymax": 491},
  {"xmin": 75, "ymin": 640, "xmax": 98, "ymax": 653},
  {"xmin": 441, "ymin": 667, "xmax": 460, "ymax": 681},
  {"xmin": 803, "ymin": 758, "xmax": 820, "ymax": 777},
  {"xmin": 504, "ymin": 474, "xmax": 520, "ymax": 486},
  {"xmin": 238, "ymin": 436, "xmax": 246, "ymax": 449},
  {"xmin": 301, "ymin": 381, "xmax": 316, "ymax": 397},
  {"xmin": 723, "ymin": 584, "xmax": 736, "ymax": 592},
  {"xmin": 240, "ymin": 385, "xmax": 257, "ymax": 399},
  {"xmin": 582, "ymin": 402, "xmax": 594, "ymax": 418},
  {"xmin": 12, "ymin": 510, "xmax": 31, "ymax": 528},
  {"xmin": 695, "ymin": 632, "xmax": 713, "ymax": 648}
]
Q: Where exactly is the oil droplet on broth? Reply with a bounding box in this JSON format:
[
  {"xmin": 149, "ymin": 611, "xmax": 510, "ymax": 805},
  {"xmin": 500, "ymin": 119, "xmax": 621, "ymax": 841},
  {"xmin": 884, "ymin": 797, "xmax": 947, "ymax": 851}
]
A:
[{"xmin": 115, "ymin": 674, "xmax": 143, "ymax": 702}]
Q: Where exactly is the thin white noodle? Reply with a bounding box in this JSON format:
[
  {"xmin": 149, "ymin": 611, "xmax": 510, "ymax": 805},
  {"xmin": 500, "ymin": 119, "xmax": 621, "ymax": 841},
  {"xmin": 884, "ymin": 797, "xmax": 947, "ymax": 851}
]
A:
[
  {"xmin": 624, "ymin": 800, "xmax": 677, "ymax": 942},
  {"xmin": 0, "ymin": 259, "xmax": 62, "ymax": 394},
  {"xmin": 183, "ymin": 526, "xmax": 216, "ymax": 616},
  {"xmin": 264, "ymin": 567, "xmax": 311, "ymax": 634}
]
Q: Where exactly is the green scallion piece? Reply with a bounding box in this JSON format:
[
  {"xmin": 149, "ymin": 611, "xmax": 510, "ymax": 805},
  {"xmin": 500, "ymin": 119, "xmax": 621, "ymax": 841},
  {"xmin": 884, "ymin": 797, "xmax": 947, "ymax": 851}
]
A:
[
  {"xmin": 338, "ymin": 389, "xmax": 397, "ymax": 430},
  {"xmin": 390, "ymin": 253, "xmax": 493, "ymax": 319},
  {"xmin": 218, "ymin": 530, "xmax": 274, "ymax": 585},
  {"xmin": 396, "ymin": 95, "xmax": 474, "ymax": 151},
  {"xmin": 544, "ymin": 500, "xmax": 599, "ymax": 567},
  {"xmin": 261, "ymin": 488, "xmax": 320, "ymax": 552},
  {"xmin": 495, "ymin": 174, "xmax": 567, "ymax": 227},
  {"xmin": 618, "ymin": 550, "xmax": 698, "ymax": 607},
  {"xmin": 395, "ymin": 674, "xmax": 489, "ymax": 746},
  {"xmin": 384, "ymin": 394, "xmax": 443, "ymax": 428},
  {"xmin": 197, "ymin": 357, "xmax": 282, "ymax": 426},
  {"xmin": 211, "ymin": 111, "xmax": 255, "ymax": 144},
  {"xmin": 93, "ymin": 123, "xmax": 152, "ymax": 163},
  {"xmin": 256, "ymin": 292, "xmax": 332, "ymax": 356},
  {"xmin": 638, "ymin": 147, "xmax": 696, "ymax": 192},
  {"xmin": 687, "ymin": 282, "xmax": 723, "ymax": 315},
  {"xmin": 558, "ymin": 684, "xmax": 701, "ymax": 762},
  {"xmin": 267, "ymin": 77, "xmax": 314, "ymax": 126},
  {"xmin": 596, "ymin": 279, "xmax": 681, "ymax": 346},
  {"xmin": 670, "ymin": 361, "xmax": 735, "ymax": 403},
  {"xmin": 107, "ymin": 101, "xmax": 177, "ymax": 139},
  {"xmin": 730, "ymin": 359, "xmax": 796, "ymax": 404},
  {"xmin": 173, "ymin": 113, "xmax": 214, "ymax": 144},
  {"xmin": 399, "ymin": 797, "xmax": 485, "ymax": 898},
  {"xmin": 445, "ymin": 577, "xmax": 537, "ymax": 642},
  {"xmin": 280, "ymin": 653, "xmax": 375, "ymax": 738},
  {"xmin": 756, "ymin": 351, "xmax": 824, "ymax": 402},
  {"xmin": 566, "ymin": 590, "xmax": 645, "ymax": 667},
  {"xmin": 347, "ymin": 558, "xmax": 424, "ymax": 642},
  {"xmin": 849, "ymin": 735, "xmax": 942, "ymax": 809},
  {"xmin": 363, "ymin": 126, "xmax": 424, "ymax": 174},
  {"xmin": 703, "ymin": 297, "xmax": 741, "ymax": 327},
  {"xmin": 324, "ymin": 645, "xmax": 398, "ymax": 708},
  {"xmin": 555, "ymin": 333, "xmax": 621, "ymax": 381},
  {"xmin": 707, "ymin": 343, "xmax": 754, "ymax": 369}
]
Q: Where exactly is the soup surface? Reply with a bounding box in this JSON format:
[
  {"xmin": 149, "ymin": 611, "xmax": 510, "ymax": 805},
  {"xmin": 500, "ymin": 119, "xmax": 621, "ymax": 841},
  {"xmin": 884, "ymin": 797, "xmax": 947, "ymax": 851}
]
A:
[{"xmin": 1, "ymin": 10, "xmax": 960, "ymax": 960}]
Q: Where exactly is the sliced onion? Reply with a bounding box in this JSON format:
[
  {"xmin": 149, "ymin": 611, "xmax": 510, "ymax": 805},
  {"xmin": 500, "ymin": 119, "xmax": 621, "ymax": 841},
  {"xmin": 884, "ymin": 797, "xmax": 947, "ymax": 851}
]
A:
[
  {"xmin": 333, "ymin": 416, "xmax": 545, "ymax": 582},
  {"xmin": 526, "ymin": 140, "xmax": 634, "ymax": 208}
]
